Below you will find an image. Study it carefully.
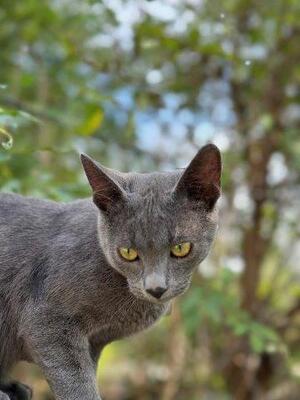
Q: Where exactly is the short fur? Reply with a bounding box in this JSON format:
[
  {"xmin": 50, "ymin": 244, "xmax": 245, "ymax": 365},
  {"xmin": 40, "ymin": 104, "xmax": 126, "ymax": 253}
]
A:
[{"xmin": 0, "ymin": 144, "xmax": 221, "ymax": 400}]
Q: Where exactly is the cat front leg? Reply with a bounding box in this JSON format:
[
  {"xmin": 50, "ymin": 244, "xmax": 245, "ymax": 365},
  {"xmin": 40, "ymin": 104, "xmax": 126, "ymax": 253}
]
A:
[
  {"xmin": 89, "ymin": 334, "xmax": 105, "ymax": 368},
  {"xmin": 26, "ymin": 328, "xmax": 102, "ymax": 400},
  {"xmin": 0, "ymin": 382, "xmax": 32, "ymax": 400}
]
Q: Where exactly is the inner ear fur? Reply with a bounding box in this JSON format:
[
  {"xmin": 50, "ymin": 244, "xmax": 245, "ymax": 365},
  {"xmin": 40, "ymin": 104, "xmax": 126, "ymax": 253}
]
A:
[
  {"xmin": 81, "ymin": 154, "xmax": 125, "ymax": 212},
  {"xmin": 174, "ymin": 144, "xmax": 222, "ymax": 210}
]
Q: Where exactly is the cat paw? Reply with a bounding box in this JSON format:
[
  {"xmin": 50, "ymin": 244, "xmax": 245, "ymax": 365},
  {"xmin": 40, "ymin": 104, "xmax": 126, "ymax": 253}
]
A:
[
  {"xmin": 0, "ymin": 391, "xmax": 10, "ymax": 400},
  {"xmin": 0, "ymin": 382, "xmax": 32, "ymax": 400}
]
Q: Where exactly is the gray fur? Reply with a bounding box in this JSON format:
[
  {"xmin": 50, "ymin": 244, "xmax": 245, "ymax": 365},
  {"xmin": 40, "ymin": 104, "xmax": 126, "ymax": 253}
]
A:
[{"xmin": 0, "ymin": 144, "xmax": 221, "ymax": 400}]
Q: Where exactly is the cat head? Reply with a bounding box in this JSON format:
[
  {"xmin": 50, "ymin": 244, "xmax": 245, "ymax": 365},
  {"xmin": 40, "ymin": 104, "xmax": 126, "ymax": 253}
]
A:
[{"xmin": 81, "ymin": 144, "xmax": 221, "ymax": 304}]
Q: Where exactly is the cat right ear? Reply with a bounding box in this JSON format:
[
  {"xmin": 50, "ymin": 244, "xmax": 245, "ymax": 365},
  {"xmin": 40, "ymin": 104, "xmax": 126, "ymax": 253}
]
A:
[
  {"xmin": 174, "ymin": 144, "xmax": 222, "ymax": 210},
  {"xmin": 80, "ymin": 154, "xmax": 125, "ymax": 212}
]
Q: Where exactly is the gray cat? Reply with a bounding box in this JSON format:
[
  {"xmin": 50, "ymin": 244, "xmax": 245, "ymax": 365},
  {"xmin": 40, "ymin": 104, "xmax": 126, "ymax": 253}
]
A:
[{"xmin": 0, "ymin": 144, "xmax": 221, "ymax": 400}]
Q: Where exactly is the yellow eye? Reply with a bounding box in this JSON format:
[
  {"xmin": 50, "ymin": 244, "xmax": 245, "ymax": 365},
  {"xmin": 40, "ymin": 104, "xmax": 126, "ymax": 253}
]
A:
[
  {"xmin": 119, "ymin": 247, "xmax": 139, "ymax": 261},
  {"xmin": 170, "ymin": 242, "xmax": 192, "ymax": 258}
]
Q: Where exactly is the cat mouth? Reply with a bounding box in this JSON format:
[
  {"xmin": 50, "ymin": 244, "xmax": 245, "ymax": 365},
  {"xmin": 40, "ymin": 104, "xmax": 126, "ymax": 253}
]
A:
[{"xmin": 129, "ymin": 286, "xmax": 176, "ymax": 304}]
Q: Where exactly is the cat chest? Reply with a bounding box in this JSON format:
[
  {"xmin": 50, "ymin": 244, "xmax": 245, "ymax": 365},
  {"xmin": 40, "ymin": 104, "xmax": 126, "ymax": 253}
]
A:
[{"xmin": 97, "ymin": 301, "xmax": 167, "ymax": 342}]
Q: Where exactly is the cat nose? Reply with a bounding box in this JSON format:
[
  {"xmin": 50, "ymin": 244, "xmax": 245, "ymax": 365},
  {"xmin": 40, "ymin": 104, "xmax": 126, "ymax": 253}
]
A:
[{"xmin": 146, "ymin": 286, "xmax": 167, "ymax": 299}]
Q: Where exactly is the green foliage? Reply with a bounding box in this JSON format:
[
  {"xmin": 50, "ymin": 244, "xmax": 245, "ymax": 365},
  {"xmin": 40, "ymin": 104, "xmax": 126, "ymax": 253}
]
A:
[{"xmin": 181, "ymin": 268, "xmax": 283, "ymax": 354}]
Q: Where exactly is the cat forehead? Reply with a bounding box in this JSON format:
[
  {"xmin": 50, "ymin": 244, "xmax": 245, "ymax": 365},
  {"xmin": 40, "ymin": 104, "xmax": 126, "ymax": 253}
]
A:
[
  {"xmin": 110, "ymin": 185, "xmax": 209, "ymax": 238},
  {"xmin": 114, "ymin": 170, "xmax": 210, "ymax": 221},
  {"xmin": 110, "ymin": 197, "xmax": 212, "ymax": 249},
  {"xmin": 119, "ymin": 170, "xmax": 182, "ymax": 195},
  {"xmin": 104, "ymin": 170, "xmax": 217, "ymax": 247}
]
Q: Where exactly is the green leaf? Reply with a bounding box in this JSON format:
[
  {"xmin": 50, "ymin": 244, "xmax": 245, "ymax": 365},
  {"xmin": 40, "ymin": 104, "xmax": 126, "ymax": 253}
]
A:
[
  {"xmin": 250, "ymin": 333, "xmax": 266, "ymax": 353},
  {"xmin": 80, "ymin": 108, "xmax": 104, "ymax": 136},
  {"xmin": 0, "ymin": 128, "xmax": 13, "ymax": 150}
]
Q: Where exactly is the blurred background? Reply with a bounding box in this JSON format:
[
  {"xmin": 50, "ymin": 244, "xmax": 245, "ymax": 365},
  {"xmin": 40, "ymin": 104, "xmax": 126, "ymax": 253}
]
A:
[{"xmin": 0, "ymin": 0, "xmax": 300, "ymax": 399}]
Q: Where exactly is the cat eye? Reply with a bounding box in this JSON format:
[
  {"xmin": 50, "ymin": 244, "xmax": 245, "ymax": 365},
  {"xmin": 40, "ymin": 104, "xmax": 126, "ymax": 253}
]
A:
[
  {"xmin": 170, "ymin": 242, "xmax": 192, "ymax": 258},
  {"xmin": 119, "ymin": 247, "xmax": 139, "ymax": 262}
]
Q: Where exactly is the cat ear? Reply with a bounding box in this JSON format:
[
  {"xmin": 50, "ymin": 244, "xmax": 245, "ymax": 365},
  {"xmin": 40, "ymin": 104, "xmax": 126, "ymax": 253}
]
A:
[
  {"xmin": 174, "ymin": 144, "xmax": 222, "ymax": 210},
  {"xmin": 81, "ymin": 154, "xmax": 125, "ymax": 212}
]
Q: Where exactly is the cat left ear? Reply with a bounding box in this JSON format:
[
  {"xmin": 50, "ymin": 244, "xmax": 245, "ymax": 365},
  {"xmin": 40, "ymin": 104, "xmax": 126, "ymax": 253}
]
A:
[
  {"xmin": 174, "ymin": 144, "xmax": 222, "ymax": 210},
  {"xmin": 81, "ymin": 154, "xmax": 125, "ymax": 212}
]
